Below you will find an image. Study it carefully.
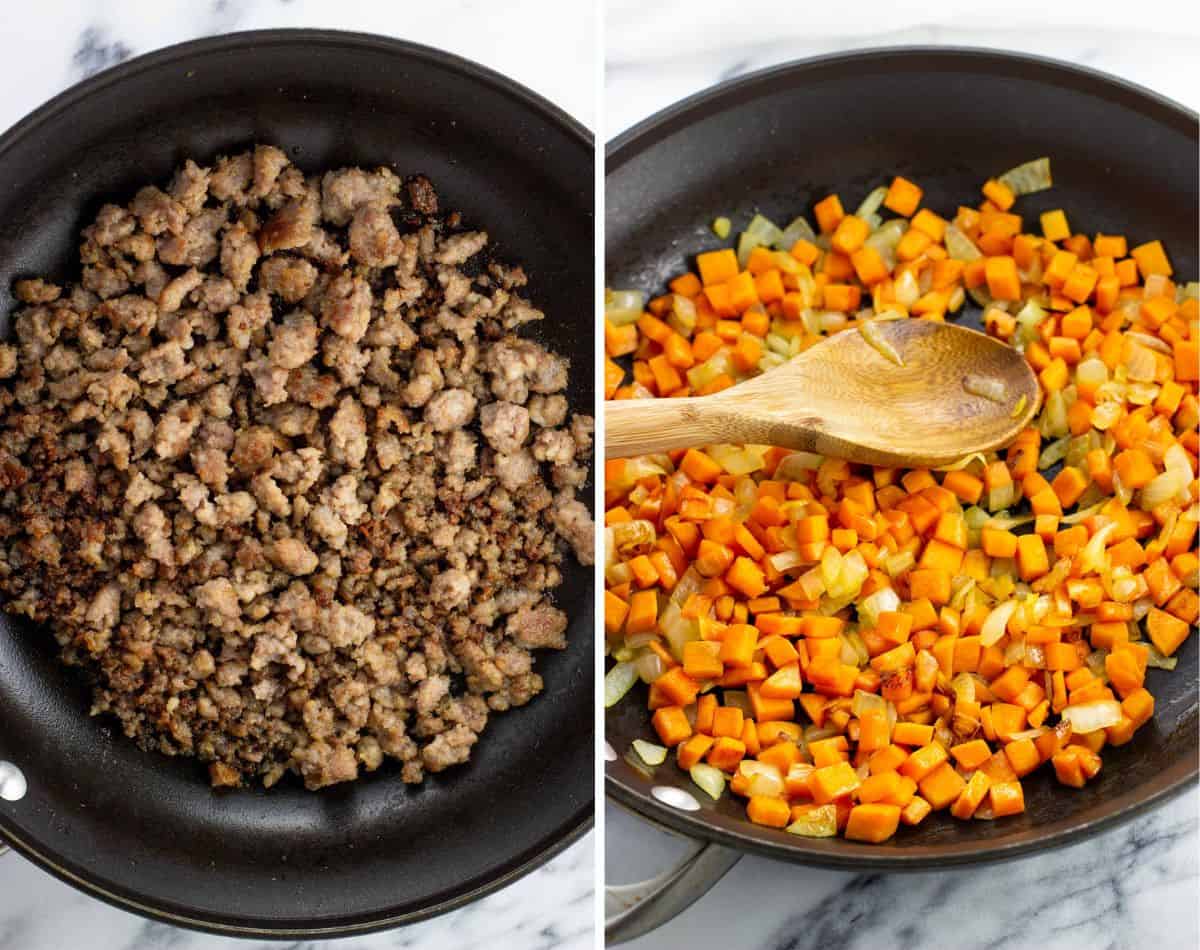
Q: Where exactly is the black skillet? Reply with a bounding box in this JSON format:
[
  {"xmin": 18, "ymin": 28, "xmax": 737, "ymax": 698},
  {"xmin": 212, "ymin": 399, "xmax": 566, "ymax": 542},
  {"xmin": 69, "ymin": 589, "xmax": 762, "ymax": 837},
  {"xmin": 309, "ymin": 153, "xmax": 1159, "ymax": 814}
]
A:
[
  {"xmin": 0, "ymin": 30, "xmax": 594, "ymax": 937},
  {"xmin": 605, "ymin": 47, "xmax": 1197, "ymax": 942}
]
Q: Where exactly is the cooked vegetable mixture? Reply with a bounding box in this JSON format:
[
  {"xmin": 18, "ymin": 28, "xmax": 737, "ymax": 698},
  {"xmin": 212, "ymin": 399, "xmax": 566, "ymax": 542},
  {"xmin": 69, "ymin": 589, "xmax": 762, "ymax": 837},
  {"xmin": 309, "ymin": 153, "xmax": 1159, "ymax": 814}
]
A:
[{"xmin": 604, "ymin": 160, "xmax": 1198, "ymax": 843}]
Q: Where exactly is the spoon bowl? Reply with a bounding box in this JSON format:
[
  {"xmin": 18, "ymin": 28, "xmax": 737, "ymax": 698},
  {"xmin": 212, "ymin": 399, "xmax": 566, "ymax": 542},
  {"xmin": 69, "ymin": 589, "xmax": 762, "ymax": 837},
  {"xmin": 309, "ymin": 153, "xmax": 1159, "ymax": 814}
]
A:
[{"xmin": 606, "ymin": 319, "xmax": 1040, "ymax": 467}]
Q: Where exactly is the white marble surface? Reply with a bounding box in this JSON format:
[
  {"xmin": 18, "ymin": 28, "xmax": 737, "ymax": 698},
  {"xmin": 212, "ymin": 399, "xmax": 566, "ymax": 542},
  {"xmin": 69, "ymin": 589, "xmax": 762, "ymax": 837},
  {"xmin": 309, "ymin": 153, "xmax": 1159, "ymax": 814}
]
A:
[
  {"xmin": 605, "ymin": 3, "xmax": 1199, "ymax": 948},
  {"xmin": 0, "ymin": 2, "xmax": 595, "ymax": 949}
]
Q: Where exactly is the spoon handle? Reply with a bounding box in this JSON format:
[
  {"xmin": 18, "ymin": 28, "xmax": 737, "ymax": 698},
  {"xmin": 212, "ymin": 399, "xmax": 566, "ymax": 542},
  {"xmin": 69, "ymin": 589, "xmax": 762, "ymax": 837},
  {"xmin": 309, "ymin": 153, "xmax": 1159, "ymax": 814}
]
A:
[{"xmin": 606, "ymin": 397, "xmax": 725, "ymax": 458}]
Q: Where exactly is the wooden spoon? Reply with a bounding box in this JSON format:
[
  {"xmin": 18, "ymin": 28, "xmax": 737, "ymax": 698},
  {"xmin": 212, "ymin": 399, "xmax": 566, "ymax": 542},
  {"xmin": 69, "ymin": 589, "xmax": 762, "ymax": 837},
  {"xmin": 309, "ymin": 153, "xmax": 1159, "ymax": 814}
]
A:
[{"xmin": 606, "ymin": 320, "xmax": 1040, "ymax": 468}]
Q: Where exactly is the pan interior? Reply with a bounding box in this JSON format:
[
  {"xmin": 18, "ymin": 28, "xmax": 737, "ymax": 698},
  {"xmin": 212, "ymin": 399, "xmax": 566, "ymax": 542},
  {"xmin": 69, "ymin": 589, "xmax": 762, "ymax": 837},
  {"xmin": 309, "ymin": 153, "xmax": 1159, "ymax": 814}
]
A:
[
  {"xmin": 0, "ymin": 32, "xmax": 594, "ymax": 932},
  {"xmin": 605, "ymin": 48, "xmax": 1198, "ymax": 865}
]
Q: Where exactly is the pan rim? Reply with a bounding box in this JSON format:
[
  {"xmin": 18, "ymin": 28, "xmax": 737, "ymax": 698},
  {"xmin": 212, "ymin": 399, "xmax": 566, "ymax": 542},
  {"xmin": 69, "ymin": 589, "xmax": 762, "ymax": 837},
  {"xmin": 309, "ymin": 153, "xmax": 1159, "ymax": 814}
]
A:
[
  {"xmin": 607, "ymin": 45, "xmax": 1197, "ymax": 165},
  {"xmin": 604, "ymin": 44, "xmax": 1198, "ymax": 868},
  {"xmin": 0, "ymin": 27, "xmax": 593, "ymax": 937}
]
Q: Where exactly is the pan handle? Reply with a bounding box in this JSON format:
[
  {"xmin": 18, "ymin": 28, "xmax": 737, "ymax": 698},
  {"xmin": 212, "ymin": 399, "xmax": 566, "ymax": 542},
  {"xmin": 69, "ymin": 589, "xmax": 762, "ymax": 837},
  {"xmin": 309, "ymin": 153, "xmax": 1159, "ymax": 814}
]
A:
[{"xmin": 605, "ymin": 840, "xmax": 741, "ymax": 944}]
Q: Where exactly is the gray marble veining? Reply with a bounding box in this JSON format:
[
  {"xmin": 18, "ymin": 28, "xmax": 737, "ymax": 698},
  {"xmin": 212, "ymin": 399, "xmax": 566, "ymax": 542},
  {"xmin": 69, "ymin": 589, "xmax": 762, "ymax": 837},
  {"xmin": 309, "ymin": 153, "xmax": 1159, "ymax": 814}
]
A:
[{"xmin": 0, "ymin": 1, "xmax": 594, "ymax": 949}]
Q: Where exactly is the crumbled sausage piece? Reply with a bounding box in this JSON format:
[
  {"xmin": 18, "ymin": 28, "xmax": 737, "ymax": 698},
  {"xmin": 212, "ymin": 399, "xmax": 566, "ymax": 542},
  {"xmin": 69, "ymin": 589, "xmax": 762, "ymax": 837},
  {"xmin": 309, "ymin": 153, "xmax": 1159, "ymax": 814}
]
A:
[
  {"xmin": 424, "ymin": 388, "xmax": 477, "ymax": 432},
  {"xmin": 158, "ymin": 267, "xmax": 203, "ymax": 313},
  {"xmin": 268, "ymin": 313, "xmax": 320, "ymax": 370},
  {"xmin": 434, "ymin": 231, "xmax": 488, "ymax": 266},
  {"xmin": 552, "ymin": 497, "xmax": 595, "ymax": 566},
  {"xmin": 259, "ymin": 194, "xmax": 318, "ymax": 254},
  {"xmin": 480, "ymin": 401, "xmax": 529, "ymax": 454},
  {"xmin": 430, "ymin": 569, "xmax": 471, "ymax": 610},
  {"xmin": 170, "ymin": 160, "xmax": 210, "ymax": 214},
  {"xmin": 258, "ymin": 256, "xmax": 317, "ymax": 303},
  {"xmin": 328, "ymin": 395, "xmax": 368, "ymax": 468},
  {"xmin": 507, "ymin": 604, "xmax": 568, "ymax": 650},
  {"xmin": 406, "ymin": 174, "xmax": 438, "ymax": 215},
  {"xmin": 320, "ymin": 167, "xmax": 400, "ymax": 226},
  {"xmin": 158, "ymin": 209, "xmax": 224, "ymax": 268},
  {"xmin": 494, "ymin": 450, "xmax": 537, "ymax": 491},
  {"xmin": 348, "ymin": 201, "xmax": 402, "ymax": 267},
  {"xmin": 320, "ymin": 273, "xmax": 373, "ymax": 342},
  {"xmin": 131, "ymin": 186, "xmax": 186, "ymax": 236},
  {"xmin": 220, "ymin": 222, "xmax": 260, "ymax": 292},
  {"xmin": 251, "ymin": 145, "xmax": 290, "ymax": 199},
  {"xmin": 208, "ymin": 153, "xmax": 254, "ymax": 204},
  {"xmin": 532, "ymin": 428, "xmax": 575, "ymax": 464},
  {"xmin": 269, "ymin": 537, "xmax": 319, "ymax": 575},
  {"xmin": 14, "ymin": 279, "xmax": 61, "ymax": 304}
]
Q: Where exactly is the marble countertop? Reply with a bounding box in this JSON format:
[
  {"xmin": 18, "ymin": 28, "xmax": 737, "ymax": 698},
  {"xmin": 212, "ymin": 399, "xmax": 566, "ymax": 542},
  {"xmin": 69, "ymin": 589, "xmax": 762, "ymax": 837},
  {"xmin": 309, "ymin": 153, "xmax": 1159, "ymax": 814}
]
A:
[
  {"xmin": 0, "ymin": 2, "xmax": 594, "ymax": 950},
  {"xmin": 605, "ymin": 3, "xmax": 1199, "ymax": 949}
]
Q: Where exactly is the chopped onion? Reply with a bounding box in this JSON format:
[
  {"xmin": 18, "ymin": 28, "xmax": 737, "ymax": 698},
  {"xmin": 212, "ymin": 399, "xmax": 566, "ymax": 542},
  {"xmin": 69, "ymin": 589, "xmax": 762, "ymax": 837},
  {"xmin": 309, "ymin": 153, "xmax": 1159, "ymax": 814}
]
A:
[
  {"xmin": 768, "ymin": 550, "xmax": 806, "ymax": 572},
  {"xmin": 668, "ymin": 294, "xmax": 698, "ymax": 337},
  {"xmin": 777, "ymin": 215, "xmax": 817, "ymax": 250},
  {"xmin": 864, "ymin": 219, "xmax": 906, "ymax": 270},
  {"xmin": 632, "ymin": 739, "xmax": 667, "ymax": 766},
  {"xmin": 852, "ymin": 689, "xmax": 887, "ymax": 718},
  {"xmin": 980, "ymin": 600, "xmax": 1019, "ymax": 647},
  {"xmin": 998, "ymin": 157, "xmax": 1052, "ymax": 195},
  {"xmin": 711, "ymin": 216, "xmax": 731, "ymax": 239},
  {"xmin": 844, "ymin": 630, "xmax": 870, "ymax": 667},
  {"xmin": 950, "ymin": 576, "xmax": 976, "ymax": 611},
  {"xmin": 1124, "ymin": 343, "xmax": 1158, "ymax": 383},
  {"xmin": 1085, "ymin": 649, "xmax": 1109, "ymax": 680},
  {"xmin": 1090, "ymin": 400, "xmax": 1123, "ymax": 431},
  {"xmin": 737, "ymin": 214, "xmax": 784, "ymax": 267},
  {"xmin": 670, "ymin": 567, "xmax": 704, "ymax": 606},
  {"xmin": 987, "ymin": 479, "xmax": 1017, "ymax": 512},
  {"xmin": 964, "ymin": 373, "xmax": 1008, "ymax": 404},
  {"xmin": 858, "ymin": 586, "xmax": 901, "ymax": 628},
  {"xmin": 1040, "ymin": 389, "xmax": 1069, "ymax": 438},
  {"xmin": 1146, "ymin": 644, "xmax": 1178, "ymax": 670},
  {"xmin": 1006, "ymin": 727, "xmax": 1048, "ymax": 742},
  {"xmin": 786, "ymin": 804, "xmax": 838, "ymax": 837},
  {"xmin": 708, "ymin": 443, "xmax": 768, "ymax": 477},
  {"xmin": 774, "ymin": 451, "xmax": 824, "ymax": 482},
  {"xmin": 949, "ymin": 673, "xmax": 976, "ymax": 704},
  {"xmin": 1126, "ymin": 331, "xmax": 1172, "ymax": 355},
  {"xmin": 1013, "ymin": 299, "xmax": 1049, "ymax": 347},
  {"xmin": 687, "ymin": 351, "xmax": 734, "ymax": 390},
  {"xmin": 690, "ymin": 763, "xmax": 726, "ymax": 800},
  {"xmin": 1038, "ymin": 436, "xmax": 1071, "ymax": 470},
  {"xmin": 660, "ymin": 605, "xmax": 699, "ymax": 660},
  {"xmin": 883, "ymin": 550, "xmax": 916, "ymax": 579},
  {"xmin": 1061, "ymin": 699, "xmax": 1123, "ymax": 734},
  {"xmin": 723, "ymin": 690, "xmax": 752, "ymax": 716},
  {"xmin": 635, "ymin": 651, "xmax": 666, "ymax": 684},
  {"xmin": 1164, "ymin": 442, "xmax": 1196, "ymax": 484},
  {"xmin": 739, "ymin": 760, "xmax": 785, "ymax": 798},
  {"xmin": 1076, "ymin": 355, "xmax": 1109, "ymax": 391},
  {"xmin": 945, "ymin": 224, "xmax": 982, "ymax": 261},
  {"xmin": 1138, "ymin": 468, "xmax": 1188, "ymax": 511},
  {"xmin": 894, "ymin": 269, "xmax": 920, "ymax": 308},
  {"xmin": 936, "ymin": 452, "xmax": 988, "ymax": 473},
  {"xmin": 605, "ymin": 288, "xmax": 645, "ymax": 326},
  {"xmin": 604, "ymin": 662, "xmax": 638, "ymax": 707},
  {"xmin": 855, "ymin": 186, "xmax": 888, "ymax": 221},
  {"xmin": 859, "ymin": 320, "xmax": 905, "ymax": 366}
]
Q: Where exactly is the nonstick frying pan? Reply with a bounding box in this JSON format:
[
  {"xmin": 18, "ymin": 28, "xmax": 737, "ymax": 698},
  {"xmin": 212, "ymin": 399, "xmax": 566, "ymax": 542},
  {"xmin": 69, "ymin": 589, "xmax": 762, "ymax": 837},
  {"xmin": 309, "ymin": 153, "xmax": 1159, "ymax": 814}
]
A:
[
  {"xmin": 0, "ymin": 30, "xmax": 594, "ymax": 937},
  {"xmin": 605, "ymin": 47, "xmax": 1197, "ymax": 943}
]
